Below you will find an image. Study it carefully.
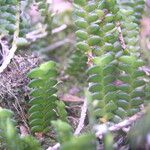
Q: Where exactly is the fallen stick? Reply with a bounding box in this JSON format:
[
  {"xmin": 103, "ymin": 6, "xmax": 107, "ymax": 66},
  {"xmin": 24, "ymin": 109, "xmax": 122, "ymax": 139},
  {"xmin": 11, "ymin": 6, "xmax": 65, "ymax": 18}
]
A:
[
  {"xmin": 95, "ymin": 109, "xmax": 146, "ymax": 139},
  {"xmin": 0, "ymin": 3, "xmax": 20, "ymax": 73},
  {"xmin": 46, "ymin": 143, "xmax": 60, "ymax": 150},
  {"xmin": 74, "ymin": 98, "xmax": 87, "ymax": 135}
]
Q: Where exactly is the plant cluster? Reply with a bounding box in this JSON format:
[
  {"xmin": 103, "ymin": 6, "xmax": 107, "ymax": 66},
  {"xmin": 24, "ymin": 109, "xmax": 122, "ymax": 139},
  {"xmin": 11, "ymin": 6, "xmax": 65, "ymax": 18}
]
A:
[{"xmin": 0, "ymin": 0, "xmax": 149, "ymax": 150}]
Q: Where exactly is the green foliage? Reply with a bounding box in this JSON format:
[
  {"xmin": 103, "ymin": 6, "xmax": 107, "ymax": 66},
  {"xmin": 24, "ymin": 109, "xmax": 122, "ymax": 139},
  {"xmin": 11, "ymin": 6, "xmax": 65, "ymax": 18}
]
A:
[
  {"xmin": 56, "ymin": 101, "xmax": 68, "ymax": 123},
  {"xmin": 0, "ymin": 0, "xmax": 30, "ymax": 49},
  {"xmin": 52, "ymin": 120, "xmax": 96, "ymax": 150},
  {"xmin": 104, "ymin": 131, "xmax": 114, "ymax": 150},
  {"xmin": 66, "ymin": 50, "xmax": 87, "ymax": 78},
  {"xmin": 73, "ymin": 0, "xmax": 147, "ymax": 124},
  {"xmin": 128, "ymin": 108, "xmax": 150, "ymax": 149},
  {"xmin": 119, "ymin": 0, "xmax": 145, "ymax": 55},
  {"xmin": 67, "ymin": 0, "xmax": 100, "ymax": 77},
  {"xmin": 145, "ymin": 82, "xmax": 150, "ymax": 104},
  {"xmin": 0, "ymin": 0, "xmax": 18, "ymax": 35},
  {"xmin": 74, "ymin": 0, "xmax": 99, "ymax": 53},
  {"xmin": 73, "ymin": 0, "xmax": 121, "ymax": 123},
  {"xmin": 0, "ymin": 107, "xmax": 20, "ymax": 150},
  {"xmin": 29, "ymin": 0, "xmax": 53, "ymax": 52},
  {"xmin": 70, "ymin": 0, "xmax": 121, "ymax": 82},
  {"xmin": 0, "ymin": 0, "xmax": 149, "ymax": 149},
  {"xmin": 21, "ymin": 135, "xmax": 41, "ymax": 150},
  {"xmin": 35, "ymin": 0, "xmax": 52, "ymax": 34},
  {"xmin": 61, "ymin": 133, "xmax": 96, "ymax": 150},
  {"xmin": 28, "ymin": 61, "xmax": 58, "ymax": 133},
  {"xmin": 117, "ymin": 55, "xmax": 145, "ymax": 117},
  {"xmin": 119, "ymin": 0, "xmax": 145, "ymax": 24},
  {"xmin": 0, "ymin": 107, "xmax": 41, "ymax": 150},
  {"xmin": 87, "ymin": 53, "xmax": 118, "ymax": 122},
  {"xmin": 51, "ymin": 120, "xmax": 73, "ymax": 144},
  {"xmin": 74, "ymin": 0, "xmax": 122, "ymax": 55}
]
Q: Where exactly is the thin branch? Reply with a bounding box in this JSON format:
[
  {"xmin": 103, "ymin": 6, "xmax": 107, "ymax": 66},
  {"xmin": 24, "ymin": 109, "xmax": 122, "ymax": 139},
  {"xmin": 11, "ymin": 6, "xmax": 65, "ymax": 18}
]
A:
[
  {"xmin": 0, "ymin": 3, "xmax": 20, "ymax": 73},
  {"xmin": 86, "ymin": 50, "xmax": 94, "ymax": 67},
  {"xmin": 26, "ymin": 24, "xmax": 67, "ymax": 42},
  {"xmin": 52, "ymin": 24, "xmax": 67, "ymax": 34},
  {"xmin": 95, "ymin": 109, "xmax": 146, "ymax": 139},
  {"xmin": 74, "ymin": 98, "xmax": 87, "ymax": 135},
  {"xmin": 46, "ymin": 143, "xmax": 60, "ymax": 150},
  {"xmin": 60, "ymin": 94, "xmax": 84, "ymax": 102},
  {"xmin": 26, "ymin": 24, "xmax": 47, "ymax": 42},
  {"xmin": 116, "ymin": 22, "xmax": 126, "ymax": 50},
  {"xmin": 20, "ymin": 125, "xmax": 29, "ymax": 137},
  {"xmin": 40, "ymin": 38, "xmax": 74, "ymax": 53}
]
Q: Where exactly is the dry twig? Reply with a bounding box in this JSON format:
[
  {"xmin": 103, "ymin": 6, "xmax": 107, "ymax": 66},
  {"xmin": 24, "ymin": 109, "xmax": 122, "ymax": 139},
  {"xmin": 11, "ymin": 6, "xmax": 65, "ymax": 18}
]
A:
[
  {"xmin": 46, "ymin": 143, "xmax": 60, "ymax": 150},
  {"xmin": 74, "ymin": 98, "xmax": 87, "ymax": 135},
  {"xmin": 52, "ymin": 24, "xmax": 67, "ymax": 34},
  {"xmin": 0, "ymin": 3, "xmax": 20, "ymax": 73},
  {"xmin": 40, "ymin": 38, "xmax": 74, "ymax": 53},
  {"xmin": 116, "ymin": 22, "xmax": 126, "ymax": 50},
  {"xmin": 60, "ymin": 94, "xmax": 84, "ymax": 102},
  {"xmin": 26, "ymin": 24, "xmax": 67, "ymax": 42},
  {"xmin": 95, "ymin": 109, "xmax": 146, "ymax": 139}
]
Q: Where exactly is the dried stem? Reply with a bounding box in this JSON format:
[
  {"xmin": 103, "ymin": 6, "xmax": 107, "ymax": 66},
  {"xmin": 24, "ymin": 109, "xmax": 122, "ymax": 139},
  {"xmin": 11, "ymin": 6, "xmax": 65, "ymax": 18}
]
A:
[
  {"xmin": 116, "ymin": 22, "xmax": 126, "ymax": 50},
  {"xmin": 74, "ymin": 98, "xmax": 87, "ymax": 135},
  {"xmin": 40, "ymin": 38, "xmax": 74, "ymax": 53},
  {"xmin": 0, "ymin": 3, "xmax": 20, "ymax": 73},
  {"xmin": 46, "ymin": 143, "xmax": 60, "ymax": 150},
  {"xmin": 96, "ymin": 109, "xmax": 146, "ymax": 139},
  {"xmin": 52, "ymin": 24, "xmax": 67, "ymax": 34}
]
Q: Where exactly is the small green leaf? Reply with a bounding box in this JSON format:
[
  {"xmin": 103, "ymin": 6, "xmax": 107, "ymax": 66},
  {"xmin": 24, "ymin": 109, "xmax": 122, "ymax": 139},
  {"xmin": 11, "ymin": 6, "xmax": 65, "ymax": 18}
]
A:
[
  {"xmin": 89, "ymin": 83, "xmax": 102, "ymax": 93},
  {"xmin": 40, "ymin": 61, "xmax": 56, "ymax": 71},
  {"xmin": 93, "ymin": 53, "xmax": 114, "ymax": 66},
  {"xmin": 103, "ymin": 23, "xmax": 115, "ymax": 32},
  {"xmin": 86, "ymin": 13, "xmax": 98, "ymax": 23},
  {"xmin": 131, "ymin": 97, "xmax": 143, "ymax": 106},
  {"xmin": 105, "ymin": 101, "xmax": 117, "ymax": 111},
  {"xmin": 75, "ymin": 19, "xmax": 88, "ymax": 28},
  {"xmin": 88, "ymin": 74, "xmax": 101, "ymax": 83},
  {"xmin": 104, "ymin": 84, "xmax": 116, "ymax": 93},
  {"xmin": 87, "ymin": 24, "xmax": 100, "ymax": 34},
  {"xmin": 27, "ymin": 68, "xmax": 44, "ymax": 78},
  {"xmin": 87, "ymin": 66, "xmax": 102, "ymax": 75},
  {"xmin": 75, "ymin": 8, "xmax": 86, "ymax": 18},
  {"xmin": 117, "ymin": 99, "xmax": 129, "ymax": 109},
  {"xmin": 16, "ymin": 38, "xmax": 29, "ymax": 47},
  {"xmin": 92, "ymin": 92, "xmax": 102, "ymax": 100},
  {"xmin": 29, "ymin": 119, "xmax": 44, "ymax": 127},
  {"xmin": 76, "ymin": 42, "xmax": 89, "ymax": 51},
  {"xmin": 117, "ymin": 92, "xmax": 130, "ymax": 101},
  {"xmin": 88, "ymin": 36, "xmax": 101, "ymax": 46},
  {"xmin": 104, "ymin": 92, "xmax": 116, "ymax": 102},
  {"xmin": 74, "ymin": 0, "xmax": 86, "ymax": 6},
  {"xmin": 133, "ymin": 79, "xmax": 145, "ymax": 88},
  {"xmin": 29, "ymin": 112, "xmax": 43, "ymax": 121},
  {"xmin": 116, "ymin": 107, "xmax": 127, "ymax": 118},
  {"xmin": 75, "ymin": 30, "xmax": 88, "ymax": 40},
  {"xmin": 28, "ymin": 79, "xmax": 45, "ymax": 88},
  {"xmin": 85, "ymin": 2, "xmax": 97, "ymax": 12},
  {"xmin": 104, "ymin": 14, "xmax": 114, "ymax": 22},
  {"xmin": 118, "ymin": 84, "xmax": 131, "ymax": 93},
  {"xmin": 0, "ymin": 108, "xmax": 14, "ymax": 118},
  {"xmin": 31, "ymin": 125, "xmax": 44, "ymax": 133}
]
